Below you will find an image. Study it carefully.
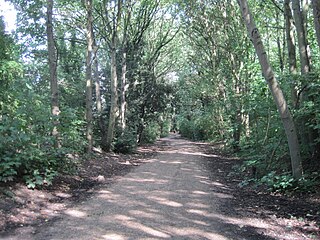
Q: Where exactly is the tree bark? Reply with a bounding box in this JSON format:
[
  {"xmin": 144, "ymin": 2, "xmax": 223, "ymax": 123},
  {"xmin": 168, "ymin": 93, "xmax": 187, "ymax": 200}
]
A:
[
  {"xmin": 105, "ymin": 40, "xmax": 119, "ymax": 151},
  {"xmin": 46, "ymin": 0, "xmax": 60, "ymax": 148},
  {"xmin": 293, "ymin": 0, "xmax": 319, "ymax": 153},
  {"xmin": 120, "ymin": 50, "xmax": 127, "ymax": 132},
  {"xmin": 94, "ymin": 48, "xmax": 108, "ymax": 148},
  {"xmin": 238, "ymin": 0, "xmax": 303, "ymax": 179},
  {"xmin": 119, "ymin": 0, "xmax": 131, "ymax": 133},
  {"xmin": 284, "ymin": 0, "xmax": 298, "ymax": 106},
  {"xmin": 85, "ymin": 0, "xmax": 94, "ymax": 153},
  {"xmin": 292, "ymin": 0, "xmax": 310, "ymax": 74},
  {"xmin": 312, "ymin": 0, "xmax": 320, "ymax": 49},
  {"xmin": 102, "ymin": 0, "xmax": 122, "ymax": 152},
  {"xmin": 94, "ymin": 54, "xmax": 101, "ymax": 114}
]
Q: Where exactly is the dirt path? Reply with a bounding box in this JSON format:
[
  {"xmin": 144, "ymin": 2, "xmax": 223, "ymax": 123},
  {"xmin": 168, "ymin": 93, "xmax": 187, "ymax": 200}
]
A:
[{"xmin": 1, "ymin": 135, "xmax": 319, "ymax": 239}]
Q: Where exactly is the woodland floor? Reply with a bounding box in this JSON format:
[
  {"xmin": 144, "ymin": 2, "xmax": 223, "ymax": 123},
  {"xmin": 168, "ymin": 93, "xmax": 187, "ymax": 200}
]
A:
[{"xmin": 0, "ymin": 134, "xmax": 319, "ymax": 239}]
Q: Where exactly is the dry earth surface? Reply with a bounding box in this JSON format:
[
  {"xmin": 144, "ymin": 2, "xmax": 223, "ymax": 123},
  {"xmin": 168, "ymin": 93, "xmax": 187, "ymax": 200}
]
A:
[{"xmin": 0, "ymin": 134, "xmax": 319, "ymax": 239}]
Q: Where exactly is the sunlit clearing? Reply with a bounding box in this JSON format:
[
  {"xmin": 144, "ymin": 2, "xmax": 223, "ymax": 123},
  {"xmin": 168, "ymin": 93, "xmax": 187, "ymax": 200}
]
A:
[
  {"xmin": 129, "ymin": 210, "xmax": 161, "ymax": 219},
  {"xmin": 187, "ymin": 209, "xmax": 209, "ymax": 216},
  {"xmin": 159, "ymin": 160, "xmax": 182, "ymax": 164},
  {"xmin": 186, "ymin": 202, "xmax": 210, "ymax": 209},
  {"xmin": 0, "ymin": 0, "xmax": 16, "ymax": 32},
  {"xmin": 164, "ymin": 226, "xmax": 229, "ymax": 240},
  {"xmin": 148, "ymin": 196, "xmax": 183, "ymax": 207},
  {"xmin": 114, "ymin": 215, "xmax": 171, "ymax": 238},
  {"xmin": 64, "ymin": 209, "xmax": 87, "ymax": 218},
  {"xmin": 192, "ymin": 191, "xmax": 209, "ymax": 195},
  {"xmin": 212, "ymin": 181, "xmax": 224, "ymax": 186},
  {"xmin": 179, "ymin": 151, "xmax": 218, "ymax": 158},
  {"xmin": 102, "ymin": 233, "xmax": 127, "ymax": 240},
  {"xmin": 120, "ymin": 177, "xmax": 169, "ymax": 184},
  {"xmin": 212, "ymin": 192, "xmax": 233, "ymax": 199}
]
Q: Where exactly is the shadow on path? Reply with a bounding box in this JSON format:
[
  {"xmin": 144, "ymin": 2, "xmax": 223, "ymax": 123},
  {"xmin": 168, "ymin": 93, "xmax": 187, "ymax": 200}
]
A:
[{"xmin": 3, "ymin": 134, "xmax": 275, "ymax": 240}]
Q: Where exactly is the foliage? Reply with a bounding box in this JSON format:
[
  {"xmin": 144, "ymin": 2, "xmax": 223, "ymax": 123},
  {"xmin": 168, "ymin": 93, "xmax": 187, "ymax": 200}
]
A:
[
  {"xmin": 160, "ymin": 119, "xmax": 171, "ymax": 138},
  {"xmin": 140, "ymin": 121, "xmax": 161, "ymax": 144},
  {"xmin": 113, "ymin": 130, "xmax": 137, "ymax": 154},
  {"xmin": 1, "ymin": 0, "xmax": 319, "ymax": 191},
  {"xmin": 260, "ymin": 171, "xmax": 320, "ymax": 193},
  {"xmin": 0, "ymin": 89, "xmax": 82, "ymax": 187}
]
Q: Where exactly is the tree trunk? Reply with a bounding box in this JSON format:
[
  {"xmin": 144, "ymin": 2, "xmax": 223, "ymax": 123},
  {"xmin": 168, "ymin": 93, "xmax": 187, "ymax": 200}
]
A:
[
  {"xmin": 312, "ymin": 0, "xmax": 320, "ymax": 49},
  {"xmin": 102, "ymin": 0, "xmax": 122, "ymax": 152},
  {"xmin": 105, "ymin": 40, "xmax": 119, "ymax": 151},
  {"xmin": 94, "ymin": 51, "xmax": 108, "ymax": 148},
  {"xmin": 94, "ymin": 53, "xmax": 101, "ymax": 115},
  {"xmin": 276, "ymin": 12, "xmax": 284, "ymax": 73},
  {"xmin": 93, "ymin": 43, "xmax": 106, "ymax": 146},
  {"xmin": 292, "ymin": 0, "xmax": 310, "ymax": 74},
  {"xmin": 119, "ymin": 1, "xmax": 131, "ymax": 133},
  {"xmin": 292, "ymin": 0, "xmax": 319, "ymax": 154},
  {"xmin": 284, "ymin": 0, "xmax": 298, "ymax": 107},
  {"xmin": 120, "ymin": 50, "xmax": 127, "ymax": 132},
  {"xmin": 85, "ymin": 0, "xmax": 94, "ymax": 153},
  {"xmin": 238, "ymin": 0, "xmax": 303, "ymax": 179},
  {"xmin": 46, "ymin": 0, "xmax": 60, "ymax": 148}
]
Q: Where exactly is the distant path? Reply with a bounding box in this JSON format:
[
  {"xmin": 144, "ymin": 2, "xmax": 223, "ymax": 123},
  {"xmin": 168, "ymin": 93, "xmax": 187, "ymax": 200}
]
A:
[{"xmin": 4, "ymin": 134, "xmax": 273, "ymax": 240}]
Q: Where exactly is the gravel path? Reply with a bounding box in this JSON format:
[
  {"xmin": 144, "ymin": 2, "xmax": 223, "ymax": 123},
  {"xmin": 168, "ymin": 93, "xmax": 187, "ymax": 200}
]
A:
[{"xmin": 3, "ymin": 135, "xmax": 274, "ymax": 240}]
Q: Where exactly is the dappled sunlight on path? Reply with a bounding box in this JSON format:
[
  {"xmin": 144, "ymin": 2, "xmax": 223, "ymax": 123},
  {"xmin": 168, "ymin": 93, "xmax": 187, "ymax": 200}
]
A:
[{"xmin": 3, "ymin": 135, "xmax": 276, "ymax": 240}]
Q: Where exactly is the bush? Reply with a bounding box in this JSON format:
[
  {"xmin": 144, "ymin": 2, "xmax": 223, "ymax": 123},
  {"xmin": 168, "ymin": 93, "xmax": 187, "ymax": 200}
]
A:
[
  {"xmin": 0, "ymin": 103, "xmax": 82, "ymax": 188},
  {"xmin": 178, "ymin": 117, "xmax": 206, "ymax": 140},
  {"xmin": 140, "ymin": 121, "xmax": 160, "ymax": 143},
  {"xmin": 114, "ymin": 130, "xmax": 137, "ymax": 154},
  {"xmin": 160, "ymin": 119, "xmax": 171, "ymax": 137}
]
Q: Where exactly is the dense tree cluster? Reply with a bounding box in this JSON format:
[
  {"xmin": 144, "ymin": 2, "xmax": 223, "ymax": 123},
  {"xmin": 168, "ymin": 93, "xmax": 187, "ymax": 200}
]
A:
[{"xmin": 0, "ymin": 0, "xmax": 319, "ymax": 190}]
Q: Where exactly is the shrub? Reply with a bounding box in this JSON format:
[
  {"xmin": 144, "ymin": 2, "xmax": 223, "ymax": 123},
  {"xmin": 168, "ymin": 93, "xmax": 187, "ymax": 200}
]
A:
[
  {"xmin": 140, "ymin": 121, "xmax": 160, "ymax": 143},
  {"xmin": 114, "ymin": 130, "xmax": 137, "ymax": 154},
  {"xmin": 160, "ymin": 119, "xmax": 171, "ymax": 137},
  {"xmin": 0, "ymin": 103, "xmax": 82, "ymax": 188}
]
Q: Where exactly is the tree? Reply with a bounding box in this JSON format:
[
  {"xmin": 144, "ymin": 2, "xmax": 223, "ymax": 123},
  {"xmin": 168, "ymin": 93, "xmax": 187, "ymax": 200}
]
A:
[
  {"xmin": 312, "ymin": 0, "xmax": 320, "ymax": 49},
  {"xmin": 284, "ymin": 0, "xmax": 298, "ymax": 106},
  {"xmin": 292, "ymin": 0, "xmax": 310, "ymax": 75},
  {"xmin": 237, "ymin": 0, "xmax": 303, "ymax": 179},
  {"xmin": 46, "ymin": 0, "xmax": 60, "ymax": 148},
  {"xmin": 119, "ymin": 0, "xmax": 132, "ymax": 132},
  {"xmin": 97, "ymin": 0, "xmax": 123, "ymax": 151},
  {"xmin": 85, "ymin": 0, "xmax": 94, "ymax": 153}
]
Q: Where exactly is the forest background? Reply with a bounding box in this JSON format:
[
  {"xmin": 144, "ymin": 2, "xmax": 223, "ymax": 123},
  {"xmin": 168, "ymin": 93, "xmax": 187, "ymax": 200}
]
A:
[{"xmin": 0, "ymin": 0, "xmax": 319, "ymax": 192}]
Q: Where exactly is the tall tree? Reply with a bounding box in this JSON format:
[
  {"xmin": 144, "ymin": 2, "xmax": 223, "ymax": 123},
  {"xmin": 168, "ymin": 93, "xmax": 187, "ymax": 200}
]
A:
[
  {"xmin": 46, "ymin": 0, "xmax": 60, "ymax": 148},
  {"xmin": 284, "ymin": 0, "xmax": 298, "ymax": 106},
  {"xmin": 101, "ymin": 0, "xmax": 123, "ymax": 151},
  {"xmin": 312, "ymin": 0, "xmax": 320, "ymax": 49},
  {"xmin": 292, "ymin": 0, "xmax": 319, "ymax": 154},
  {"xmin": 292, "ymin": 0, "xmax": 310, "ymax": 75},
  {"xmin": 85, "ymin": 0, "xmax": 94, "ymax": 153},
  {"xmin": 119, "ymin": 0, "xmax": 131, "ymax": 132},
  {"xmin": 238, "ymin": 0, "xmax": 303, "ymax": 179}
]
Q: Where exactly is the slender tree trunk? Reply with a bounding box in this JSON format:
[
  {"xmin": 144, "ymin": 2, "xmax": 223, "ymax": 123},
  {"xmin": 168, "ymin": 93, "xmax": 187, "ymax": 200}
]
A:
[
  {"xmin": 292, "ymin": 0, "xmax": 319, "ymax": 153},
  {"xmin": 276, "ymin": 12, "xmax": 284, "ymax": 73},
  {"xmin": 105, "ymin": 40, "xmax": 119, "ymax": 151},
  {"xmin": 119, "ymin": 0, "xmax": 131, "ymax": 133},
  {"xmin": 302, "ymin": 0, "xmax": 309, "ymax": 36},
  {"xmin": 284, "ymin": 0, "xmax": 299, "ymax": 107},
  {"xmin": 94, "ymin": 48, "xmax": 108, "ymax": 148},
  {"xmin": 46, "ymin": 0, "xmax": 60, "ymax": 148},
  {"xmin": 292, "ymin": 0, "xmax": 310, "ymax": 74},
  {"xmin": 103, "ymin": 0, "xmax": 122, "ymax": 152},
  {"xmin": 85, "ymin": 0, "xmax": 94, "ymax": 153},
  {"xmin": 120, "ymin": 50, "xmax": 127, "ymax": 132},
  {"xmin": 238, "ymin": 0, "xmax": 303, "ymax": 179},
  {"xmin": 312, "ymin": 0, "xmax": 320, "ymax": 49},
  {"xmin": 94, "ymin": 54, "xmax": 101, "ymax": 115}
]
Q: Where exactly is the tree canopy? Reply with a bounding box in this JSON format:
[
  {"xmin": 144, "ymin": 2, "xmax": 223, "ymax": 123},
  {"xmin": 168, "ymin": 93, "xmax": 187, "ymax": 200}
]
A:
[{"xmin": 0, "ymin": 0, "xmax": 319, "ymax": 190}]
